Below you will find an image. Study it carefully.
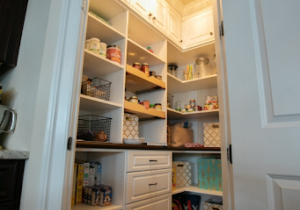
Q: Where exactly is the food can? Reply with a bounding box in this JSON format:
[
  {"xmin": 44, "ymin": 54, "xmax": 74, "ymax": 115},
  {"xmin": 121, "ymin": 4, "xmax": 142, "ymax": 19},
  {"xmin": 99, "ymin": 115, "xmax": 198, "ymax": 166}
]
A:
[
  {"xmin": 209, "ymin": 104, "xmax": 214, "ymax": 110},
  {"xmin": 150, "ymin": 104, "xmax": 155, "ymax": 109},
  {"xmin": 141, "ymin": 63, "xmax": 150, "ymax": 77},
  {"xmin": 89, "ymin": 38, "xmax": 100, "ymax": 53},
  {"xmin": 189, "ymin": 99, "xmax": 196, "ymax": 108},
  {"xmin": 155, "ymin": 75, "xmax": 162, "ymax": 80},
  {"xmin": 204, "ymin": 104, "xmax": 209, "ymax": 110},
  {"xmin": 150, "ymin": 71, "xmax": 156, "ymax": 76},
  {"xmin": 99, "ymin": 42, "xmax": 107, "ymax": 57},
  {"xmin": 211, "ymin": 95, "xmax": 218, "ymax": 105},
  {"xmin": 129, "ymin": 96, "xmax": 138, "ymax": 104},
  {"xmin": 185, "ymin": 104, "xmax": 191, "ymax": 109},
  {"xmin": 205, "ymin": 96, "xmax": 212, "ymax": 104},
  {"xmin": 107, "ymin": 45, "xmax": 121, "ymax": 64},
  {"xmin": 154, "ymin": 103, "xmax": 162, "ymax": 110},
  {"xmin": 188, "ymin": 108, "xmax": 194, "ymax": 112},
  {"xmin": 132, "ymin": 62, "xmax": 141, "ymax": 70}
]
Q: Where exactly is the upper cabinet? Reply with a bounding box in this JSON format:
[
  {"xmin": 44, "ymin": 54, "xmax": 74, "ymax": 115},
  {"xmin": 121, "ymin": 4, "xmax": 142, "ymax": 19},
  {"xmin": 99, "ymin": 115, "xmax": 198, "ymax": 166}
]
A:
[
  {"xmin": 130, "ymin": 0, "xmax": 151, "ymax": 20},
  {"xmin": 151, "ymin": 0, "xmax": 168, "ymax": 34},
  {"xmin": 182, "ymin": 8, "xmax": 214, "ymax": 49},
  {"xmin": 168, "ymin": 8, "xmax": 182, "ymax": 47}
]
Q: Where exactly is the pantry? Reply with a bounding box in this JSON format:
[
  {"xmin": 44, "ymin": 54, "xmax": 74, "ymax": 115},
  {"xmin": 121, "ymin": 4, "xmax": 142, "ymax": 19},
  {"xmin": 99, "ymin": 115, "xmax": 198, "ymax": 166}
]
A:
[{"xmin": 68, "ymin": 0, "xmax": 228, "ymax": 209}]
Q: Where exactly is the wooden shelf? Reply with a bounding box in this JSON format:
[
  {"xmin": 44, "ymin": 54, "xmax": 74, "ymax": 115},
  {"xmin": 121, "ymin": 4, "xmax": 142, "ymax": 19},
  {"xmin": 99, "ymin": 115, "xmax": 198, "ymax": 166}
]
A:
[
  {"xmin": 126, "ymin": 65, "xmax": 165, "ymax": 94},
  {"xmin": 80, "ymin": 94, "xmax": 122, "ymax": 112},
  {"xmin": 71, "ymin": 204, "xmax": 122, "ymax": 210},
  {"xmin": 124, "ymin": 101, "xmax": 165, "ymax": 120},
  {"xmin": 86, "ymin": 13, "xmax": 126, "ymax": 43},
  {"xmin": 83, "ymin": 49, "xmax": 124, "ymax": 77},
  {"xmin": 167, "ymin": 73, "xmax": 217, "ymax": 94},
  {"xmin": 172, "ymin": 186, "xmax": 222, "ymax": 197},
  {"xmin": 127, "ymin": 39, "xmax": 166, "ymax": 66},
  {"xmin": 167, "ymin": 41, "xmax": 215, "ymax": 66},
  {"xmin": 167, "ymin": 108, "xmax": 219, "ymax": 120}
]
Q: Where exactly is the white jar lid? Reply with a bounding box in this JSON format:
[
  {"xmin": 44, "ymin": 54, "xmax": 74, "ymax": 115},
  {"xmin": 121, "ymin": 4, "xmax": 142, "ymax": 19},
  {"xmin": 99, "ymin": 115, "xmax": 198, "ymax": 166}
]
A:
[{"xmin": 90, "ymin": 38, "xmax": 100, "ymax": 42}]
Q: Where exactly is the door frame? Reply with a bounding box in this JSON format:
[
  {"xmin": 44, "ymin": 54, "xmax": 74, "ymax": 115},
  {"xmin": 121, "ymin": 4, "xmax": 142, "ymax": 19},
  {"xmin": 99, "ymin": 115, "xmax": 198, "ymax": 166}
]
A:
[{"xmin": 35, "ymin": 0, "xmax": 234, "ymax": 209}]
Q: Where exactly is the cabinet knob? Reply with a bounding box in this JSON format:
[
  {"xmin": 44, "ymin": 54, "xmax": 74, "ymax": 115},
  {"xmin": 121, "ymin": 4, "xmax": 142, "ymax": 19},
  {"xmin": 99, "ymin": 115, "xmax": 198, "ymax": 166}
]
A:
[
  {"xmin": 210, "ymin": 32, "xmax": 213, "ymax": 35},
  {"xmin": 148, "ymin": 13, "xmax": 152, "ymax": 16},
  {"xmin": 152, "ymin": 16, "xmax": 156, "ymax": 20},
  {"xmin": 180, "ymin": 40, "xmax": 183, "ymax": 42}
]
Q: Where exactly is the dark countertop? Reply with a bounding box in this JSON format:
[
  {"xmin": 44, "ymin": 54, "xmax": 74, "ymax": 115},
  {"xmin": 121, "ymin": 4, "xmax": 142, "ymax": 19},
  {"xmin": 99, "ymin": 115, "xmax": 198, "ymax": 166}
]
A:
[{"xmin": 76, "ymin": 142, "xmax": 221, "ymax": 151}]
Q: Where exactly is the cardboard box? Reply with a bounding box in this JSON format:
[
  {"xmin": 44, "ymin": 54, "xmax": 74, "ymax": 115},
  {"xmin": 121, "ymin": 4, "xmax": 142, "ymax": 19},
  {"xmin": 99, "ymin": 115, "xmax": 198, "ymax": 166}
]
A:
[
  {"xmin": 76, "ymin": 164, "xmax": 84, "ymax": 204},
  {"xmin": 91, "ymin": 185, "xmax": 112, "ymax": 207},
  {"xmin": 90, "ymin": 161, "xmax": 101, "ymax": 185},
  {"xmin": 71, "ymin": 163, "xmax": 77, "ymax": 205},
  {"xmin": 83, "ymin": 163, "xmax": 90, "ymax": 187},
  {"xmin": 204, "ymin": 122, "xmax": 220, "ymax": 147},
  {"xmin": 198, "ymin": 158, "xmax": 222, "ymax": 191},
  {"xmin": 173, "ymin": 161, "xmax": 192, "ymax": 187},
  {"xmin": 203, "ymin": 197, "xmax": 223, "ymax": 210},
  {"xmin": 123, "ymin": 113, "xmax": 139, "ymax": 139}
]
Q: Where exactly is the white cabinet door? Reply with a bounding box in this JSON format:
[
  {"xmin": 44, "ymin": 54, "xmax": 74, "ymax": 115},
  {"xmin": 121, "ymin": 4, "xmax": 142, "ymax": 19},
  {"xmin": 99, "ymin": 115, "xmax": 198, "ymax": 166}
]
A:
[
  {"xmin": 126, "ymin": 194, "xmax": 171, "ymax": 210},
  {"xmin": 182, "ymin": 8, "xmax": 214, "ymax": 49},
  {"xmin": 168, "ymin": 9, "xmax": 182, "ymax": 46},
  {"xmin": 151, "ymin": 0, "xmax": 168, "ymax": 33},
  {"xmin": 130, "ymin": 0, "xmax": 150, "ymax": 19}
]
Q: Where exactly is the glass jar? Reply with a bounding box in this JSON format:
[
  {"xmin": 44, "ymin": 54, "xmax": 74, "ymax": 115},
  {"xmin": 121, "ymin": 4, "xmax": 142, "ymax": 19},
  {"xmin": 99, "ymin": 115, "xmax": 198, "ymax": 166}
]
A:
[
  {"xmin": 167, "ymin": 94, "xmax": 173, "ymax": 108},
  {"xmin": 194, "ymin": 57, "xmax": 212, "ymax": 78},
  {"xmin": 129, "ymin": 96, "xmax": 138, "ymax": 104},
  {"xmin": 168, "ymin": 65, "xmax": 178, "ymax": 77},
  {"xmin": 154, "ymin": 103, "xmax": 162, "ymax": 110},
  {"xmin": 141, "ymin": 63, "xmax": 150, "ymax": 77},
  {"xmin": 132, "ymin": 62, "xmax": 141, "ymax": 70}
]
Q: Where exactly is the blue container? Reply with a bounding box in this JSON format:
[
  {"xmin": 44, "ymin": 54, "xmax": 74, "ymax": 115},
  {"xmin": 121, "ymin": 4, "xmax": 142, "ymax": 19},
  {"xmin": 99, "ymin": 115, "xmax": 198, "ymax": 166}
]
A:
[{"xmin": 198, "ymin": 158, "xmax": 222, "ymax": 191}]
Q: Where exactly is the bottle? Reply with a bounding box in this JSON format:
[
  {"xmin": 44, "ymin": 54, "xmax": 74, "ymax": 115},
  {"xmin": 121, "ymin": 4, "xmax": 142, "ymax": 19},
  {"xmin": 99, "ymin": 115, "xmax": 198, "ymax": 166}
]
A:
[{"xmin": 147, "ymin": 46, "xmax": 153, "ymax": 53}]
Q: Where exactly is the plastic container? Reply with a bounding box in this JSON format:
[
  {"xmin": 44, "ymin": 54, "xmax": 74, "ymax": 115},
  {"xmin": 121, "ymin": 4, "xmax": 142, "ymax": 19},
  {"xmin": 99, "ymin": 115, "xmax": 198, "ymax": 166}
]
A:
[
  {"xmin": 107, "ymin": 45, "xmax": 121, "ymax": 64},
  {"xmin": 89, "ymin": 38, "xmax": 100, "ymax": 53},
  {"xmin": 99, "ymin": 42, "xmax": 107, "ymax": 57}
]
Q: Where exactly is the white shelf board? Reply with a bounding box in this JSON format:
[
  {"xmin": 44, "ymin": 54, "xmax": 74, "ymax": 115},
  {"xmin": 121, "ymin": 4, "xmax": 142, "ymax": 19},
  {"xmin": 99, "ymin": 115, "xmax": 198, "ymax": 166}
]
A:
[
  {"xmin": 71, "ymin": 204, "xmax": 123, "ymax": 210},
  {"xmin": 172, "ymin": 186, "xmax": 222, "ymax": 197},
  {"xmin": 167, "ymin": 108, "xmax": 219, "ymax": 120},
  {"xmin": 167, "ymin": 41, "xmax": 215, "ymax": 66},
  {"xmin": 89, "ymin": 0, "xmax": 125, "ymax": 21},
  {"xmin": 128, "ymin": 13, "xmax": 165, "ymax": 47},
  {"xmin": 80, "ymin": 94, "xmax": 122, "ymax": 112},
  {"xmin": 127, "ymin": 39, "xmax": 166, "ymax": 66},
  {"xmin": 167, "ymin": 73, "xmax": 217, "ymax": 94},
  {"xmin": 83, "ymin": 50, "xmax": 124, "ymax": 77},
  {"xmin": 86, "ymin": 13, "xmax": 126, "ymax": 43}
]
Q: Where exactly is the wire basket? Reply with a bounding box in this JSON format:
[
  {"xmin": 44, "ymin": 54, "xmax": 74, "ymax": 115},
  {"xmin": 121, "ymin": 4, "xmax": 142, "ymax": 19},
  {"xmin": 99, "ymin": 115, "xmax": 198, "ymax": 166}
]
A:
[
  {"xmin": 81, "ymin": 77, "xmax": 111, "ymax": 101},
  {"xmin": 77, "ymin": 115, "xmax": 112, "ymax": 142}
]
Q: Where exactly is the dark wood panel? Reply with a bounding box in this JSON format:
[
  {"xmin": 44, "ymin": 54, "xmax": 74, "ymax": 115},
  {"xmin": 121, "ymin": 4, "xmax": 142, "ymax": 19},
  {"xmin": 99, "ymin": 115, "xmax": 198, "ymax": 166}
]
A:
[
  {"xmin": 0, "ymin": 0, "xmax": 28, "ymax": 66},
  {"xmin": 0, "ymin": 202, "xmax": 14, "ymax": 210},
  {"xmin": 76, "ymin": 142, "xmax": 221, "ymax": 151}
]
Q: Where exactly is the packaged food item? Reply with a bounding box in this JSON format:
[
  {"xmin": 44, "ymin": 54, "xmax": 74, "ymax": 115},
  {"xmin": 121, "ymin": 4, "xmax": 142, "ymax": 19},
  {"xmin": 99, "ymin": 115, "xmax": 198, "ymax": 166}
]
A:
[
  {"xmin": 90, "ymin": 161, "xmax": 102, "ymax": 186},
  {"xmin": 89, "ymin": 38, "xmax": 100, "ymax": 53},
  {"xmin": 150, "ymin": 104, "xmax": 155, "ymax": 109},
  {"xmin": 155, "ymin": 75, "xmax": 162, "ymax": 80},
  {"xmin": 143, "ymin": 100, "xmax": 150, "ymax": 109},
  {"xmin": 188, "ymin": 108, "xmax": 194, "ymax": 112},
  {"xmin": 147, "ymin": 46, "xmax": 153, "ymax": 53},
  {"xmin": 150, "ymin": 71, "xmax": 156, "ymax": 76},
  {"xmin": 106, "ymin": 45, "xmax": 121, "ymax": 64},
  {"xmin": 205, "ymin": 96, "xmax": 212, "ymax": 104},
  {"xmin": 176, "ymin": 102, "xmax": 181, "ymax": 111},
  {"xmin": 209, "ymin": 104, "xmax": 214, "ymax": 110},
  {"xmin": 211, "ymin": 95, "xmax": 218, "ymax": 108},
  {"xmin": 132, "ymin": 62, "xmax": 141, "ymax": 70},
  {"xmin": 91, "ymin": 185, "xmax": 112, "ymax": 207},
  {"xmin": 204, "ymin": 104, "xmax": 209, "ymax": 110},
  {"xmin": 141, "ymin": 63, "xmax": 150, "ymax": 77},
  {"xmin": 197, "ymin": 106, "xmax": 202, "ymax": 111},
  {"xmin": 190, "ymin": 99, "xmax": 196, "ymax": 108},
  {"xmin": 129, "ymin": 96, "xmax": 138, "ymax": 104},
  {"xmin": 99, "ymin": 42, "xmax": 107, "ymax": 57},
  {"xmin": 154, "ymin": 103, "xmax": 162, "ymax": 110}
]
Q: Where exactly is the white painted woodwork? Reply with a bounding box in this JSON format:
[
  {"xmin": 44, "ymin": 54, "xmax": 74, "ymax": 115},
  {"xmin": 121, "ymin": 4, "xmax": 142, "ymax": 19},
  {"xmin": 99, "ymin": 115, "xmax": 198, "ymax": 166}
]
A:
[
  {"xmin": 126, "ymin": 168, "xmax": 172, "ymax": 204},
  {"xmin": 79, "ymin": 95, "xmax": 122, "ymax": 112},
  {"xmin": 151, "ymin": 0, "xmax": 169, "ymax": 34},
  {"xmin": 125, "ymin": 193, "xmax": 171, "ymax": 210},
  {"xmin": 182, "ymin": 8, "xmax": 214, "ymax": 49},
  {"xmin": 167, "ymin": 108, "xmax": 219, "ymax": 120},
  {"xmin": 71, "ymin": 204, "xmax": 123, "ymax": 210},
  {"xmin": 126, "ymin": 151, "xmax": 172, "ymax": 172},
  {"xmin": 172, "ymin": 186, "xmax": 223, "ymax": 197},
  {"xmin": 130, "ymin": 0, "xmax": 151, "ymax": 19},
  {"xmin": 168, "ymin": 8, "xmax": 182, "ymax": 45},
  {"xmin": 222, "ymin": 0, "xmax": 300, "ymax": 209}
]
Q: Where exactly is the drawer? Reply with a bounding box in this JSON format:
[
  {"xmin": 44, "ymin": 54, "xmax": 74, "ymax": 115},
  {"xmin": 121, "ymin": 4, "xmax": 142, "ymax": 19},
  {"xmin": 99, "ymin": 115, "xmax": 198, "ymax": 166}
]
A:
[
  {"xmin": 126, "ymin": 151, "xmax": 172, "ymax": 172},
  {"xmin": 126, "ymin": 168, "xmax": 172, "ymax": 204},
  {"xmin": 125, "ymin": 193, "xmax": 171, "ymax": 210}
]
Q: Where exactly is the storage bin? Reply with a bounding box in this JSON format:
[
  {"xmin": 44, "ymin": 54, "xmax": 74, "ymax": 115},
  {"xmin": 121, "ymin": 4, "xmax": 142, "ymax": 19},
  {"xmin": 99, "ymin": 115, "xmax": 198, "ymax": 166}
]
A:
[
  {"xmin": 81, "ymin": 77, "xmax": 111, "ymax": 101},
  {"xmin": 198, "ymin": 158, "xmax": 222, "ymax": 191},
  {"xmin": 203, "ymin": 197, "xmax": 223, "ymax": 210},
  {"xmin": 123, "ymin": 113, "xmax": 139, "ymax": 139},
  {"xmin": 170, "ymin": 126, "xmax": 193, "ymax": 147},
  {"xmin": 203, "ymin": 122, "xmax": 220, "ymax": 147},
  {"xmin": 173, "ymin": 161, "xmax": 192, "ymax": 187},
  {"xmin": 77, "ymin": 115, "xmax": 112, "ymax": 142}
]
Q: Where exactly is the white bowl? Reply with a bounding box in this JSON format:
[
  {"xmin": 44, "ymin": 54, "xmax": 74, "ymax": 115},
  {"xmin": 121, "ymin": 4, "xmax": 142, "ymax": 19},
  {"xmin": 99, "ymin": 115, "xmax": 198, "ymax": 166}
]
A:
[{"xmin": 123, "ymin": 138, "xmax": 145, "ymax": 145}]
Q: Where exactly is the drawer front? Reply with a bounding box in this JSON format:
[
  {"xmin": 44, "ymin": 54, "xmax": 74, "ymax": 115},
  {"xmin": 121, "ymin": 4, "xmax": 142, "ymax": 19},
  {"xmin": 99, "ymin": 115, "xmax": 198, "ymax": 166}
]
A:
[
  {"xmin": 126, "ymin": 193, "xmax": 171, "ymax": 210},
  {"xmin": 126, "ymin": 169, "xmax": 172, "ymax": 204},
  {"xmin": 126, "ymin": 151, "xmax": 172, "ymax": 172}
]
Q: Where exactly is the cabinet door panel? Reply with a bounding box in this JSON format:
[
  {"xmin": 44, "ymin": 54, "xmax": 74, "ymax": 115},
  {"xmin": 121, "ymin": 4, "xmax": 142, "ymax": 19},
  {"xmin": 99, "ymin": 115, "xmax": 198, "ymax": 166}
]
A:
[
  {"xmin": 126, "ymin": 194, "xmax": 171, "ymax": 210},
  {"xmin": 169, "ymin": 9, "xmax": 182, "ymax": 44},
  {"xmin": 182, "ymin": 9, "xmax": 214, "ymax": 49},
  {"xmin": 0, "ymin": 161, "xmax": 18, "ymax": 203},
  {"xmin": 0, "ymin": 202, "xmax": 14, "ymax": 210},
  {"xmin": 152, "ymin": 0, "xmax": 168, "ymax": 33},
  {"xmin": 131, "ymin": 0, "xmax": 149, "ymax": 19}
]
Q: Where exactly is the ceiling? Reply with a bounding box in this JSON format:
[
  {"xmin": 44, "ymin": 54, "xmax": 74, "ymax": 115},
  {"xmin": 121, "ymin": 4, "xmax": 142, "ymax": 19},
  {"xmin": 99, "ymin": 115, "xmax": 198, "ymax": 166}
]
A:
[{"xmin": 180, "ymin": 0, "xmax": 196, "ymax": 5}]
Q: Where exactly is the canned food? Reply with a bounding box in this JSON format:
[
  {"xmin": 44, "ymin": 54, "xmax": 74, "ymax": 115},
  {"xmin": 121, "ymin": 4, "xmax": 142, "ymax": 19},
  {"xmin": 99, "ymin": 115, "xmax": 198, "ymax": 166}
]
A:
[
  {"xmin": 129, "ymin": 96, "xmax": 138, "ymax": 104},
  {"xmin": 154, "ymin": 103, "xmax": 162, "ymax": 110},
  {"xmin": 205, "ymin": 96, "xmax": 212, "ymax": 104},
  {"xmin": 189, "ymin": 99, "xmax": 196, "ymax": 108},
  {"xmin": 89, "ymin": 38, "xmax": 100, "ymax": 53},
  {"xmin": 107, "ymin": 45, "xmax": 121, "ymax": 64},
  {"xmin": 141, "ymin": 63, "xmax": 150, "ymax": 77},
  {"xmin": 99, "ymin": 42, "xmax": 107, "ymax": 57},
  {"xmin": 211, "ymin": 95, "xmax": 218, "ymax": 105},
  {"xmin": 132, "ymin": 62, "xmax": 141, "ymax": 70},
  {"xmin": 150, "ymin": 71, "xmax": 156, "ymax": 76},
  {"xmin": 155, "ymin": 75, "xmax": 162, "ymax": 80}
]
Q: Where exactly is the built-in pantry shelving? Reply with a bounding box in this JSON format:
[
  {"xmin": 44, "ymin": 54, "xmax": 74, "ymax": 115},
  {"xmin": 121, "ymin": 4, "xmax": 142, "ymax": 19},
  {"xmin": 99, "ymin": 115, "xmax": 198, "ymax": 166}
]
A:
[
  {"xmin": 172, "ymin": 186, "xmax": 223, "ymax": 197},
  {"xmin": 167, "ymin": 107, "xmax": 219, "ymax": 120}
]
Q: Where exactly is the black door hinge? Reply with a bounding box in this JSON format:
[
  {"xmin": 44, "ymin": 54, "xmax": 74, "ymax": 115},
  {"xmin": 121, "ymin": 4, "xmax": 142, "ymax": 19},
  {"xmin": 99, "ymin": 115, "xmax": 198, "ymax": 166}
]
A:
[
  {"xmin": 219, "ymin": 21, "xmax": 224, "ymax": 37},
  {"xmin": 227, "ymin": 144, "xmax": 232, "ymax": 164},
  {"xmin": 67, "ymin": 137, "xmax": 73, "ymax": 151}
]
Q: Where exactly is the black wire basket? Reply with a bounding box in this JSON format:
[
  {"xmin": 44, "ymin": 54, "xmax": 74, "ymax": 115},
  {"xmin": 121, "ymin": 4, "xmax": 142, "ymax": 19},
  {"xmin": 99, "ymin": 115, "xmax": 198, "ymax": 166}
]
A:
[
  {"xmin": 81, "ymin": 77, "xmax": 111, "ymax": 101},
  {"xmin": 77, "ymin": 115, "xmax": 112, "ymax": 142}
]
